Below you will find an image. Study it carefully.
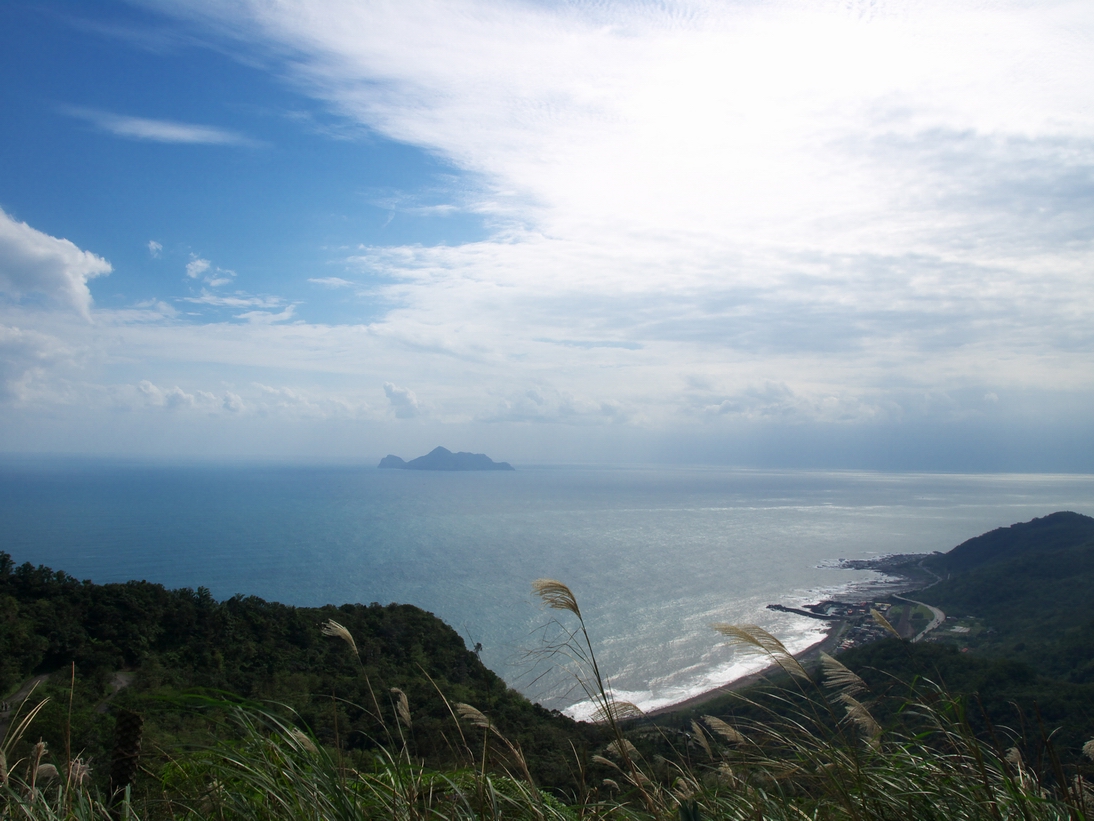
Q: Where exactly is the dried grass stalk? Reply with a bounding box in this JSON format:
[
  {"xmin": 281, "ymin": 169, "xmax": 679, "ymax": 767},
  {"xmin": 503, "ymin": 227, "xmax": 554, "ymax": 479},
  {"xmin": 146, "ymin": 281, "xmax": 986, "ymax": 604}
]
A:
[
  {"xmin": 531, "ymin": 579, "xmax": 582, "ymax": 618},
  {"xmin": 390, "ymin": 688, "xmax": 412, "ymax": 729},
  {"xmin": 838, "ymin": 693, "xmax": 881, "ymax": 744},
  {"xmin": 320, "ymin": 619, "xmax": 359, "ymax": 658},
  {"xmin": 592, "ymin": 699, "xmax": 644, "ymax": 724},
  {"xmin": 605, "ymin": 739, "xmax": 639, "ymax": 760},
  {"xmin": 455, "ymin": 703, "xmax": 493, "ymax": 731},
  {"xmin": 702, "ymin": 715, "xmax": 745, "ymax": 744},
  {"xmin": 871, "ymin": 609, "xmax": 903, "ymax": 641},
  {"xmin": 287, "ymin": 728, "xmax": 318, "ymax": 754},
  {"xmin": 712, "ymin": 623, "xmax": 809, "ymax": 681},
  {"xmin": 820, "ymin": 652, "xmax": 867, "ymax": 697},
  {"xmin": 691, "ymin": 720, "xmax": 714, "ymax": 760}
]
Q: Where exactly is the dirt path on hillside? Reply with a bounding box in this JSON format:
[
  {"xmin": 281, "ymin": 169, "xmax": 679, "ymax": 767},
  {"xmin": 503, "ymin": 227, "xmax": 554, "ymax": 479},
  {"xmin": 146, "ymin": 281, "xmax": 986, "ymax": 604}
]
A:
[{"xmin": 0, "ymin": 674, "xmax": 50, "ymax": 739}]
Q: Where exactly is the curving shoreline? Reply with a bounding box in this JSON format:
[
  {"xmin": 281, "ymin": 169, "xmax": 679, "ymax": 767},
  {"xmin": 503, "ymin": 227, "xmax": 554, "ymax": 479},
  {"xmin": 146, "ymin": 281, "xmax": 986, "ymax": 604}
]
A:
[{"xmin": 648, "ymin": 553, "xmax": 933, "ymax": 716}]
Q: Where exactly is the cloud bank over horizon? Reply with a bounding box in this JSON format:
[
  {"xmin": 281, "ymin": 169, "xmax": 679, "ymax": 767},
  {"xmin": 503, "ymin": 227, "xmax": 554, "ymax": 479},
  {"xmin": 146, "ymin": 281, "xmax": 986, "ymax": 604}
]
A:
[{"xmin": 0, "ymin": 0, "xmax": 1091, "ymax": 468}]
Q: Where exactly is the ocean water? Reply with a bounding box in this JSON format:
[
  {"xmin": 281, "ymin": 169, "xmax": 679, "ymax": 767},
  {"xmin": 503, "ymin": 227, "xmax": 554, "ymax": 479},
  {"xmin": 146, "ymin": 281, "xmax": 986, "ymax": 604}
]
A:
[{"xmin": 1, "ymin": 460, "xmax": 1091, "ymax": 717}]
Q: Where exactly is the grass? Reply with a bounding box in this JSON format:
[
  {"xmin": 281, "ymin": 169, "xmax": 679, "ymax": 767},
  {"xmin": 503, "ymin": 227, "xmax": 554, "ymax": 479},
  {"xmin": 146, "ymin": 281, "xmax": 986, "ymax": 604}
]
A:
[{"xmin": 4, "ymin": 578, "xmax": 1094, "ymax": 820}]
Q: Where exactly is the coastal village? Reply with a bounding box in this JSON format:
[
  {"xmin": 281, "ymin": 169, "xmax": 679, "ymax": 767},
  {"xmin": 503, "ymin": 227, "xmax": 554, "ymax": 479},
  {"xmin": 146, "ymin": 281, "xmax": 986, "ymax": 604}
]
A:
[{"xmin": 768, "ymin": 553, "xmax": 978, "ymax": 654}]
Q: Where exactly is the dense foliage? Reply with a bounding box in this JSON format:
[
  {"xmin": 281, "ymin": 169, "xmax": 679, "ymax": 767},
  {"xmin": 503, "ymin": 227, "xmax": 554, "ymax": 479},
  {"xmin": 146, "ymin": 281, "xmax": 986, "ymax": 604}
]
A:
[{"xmin": 0, "ymin": 552, "xmax": 600, "ymax": 793}]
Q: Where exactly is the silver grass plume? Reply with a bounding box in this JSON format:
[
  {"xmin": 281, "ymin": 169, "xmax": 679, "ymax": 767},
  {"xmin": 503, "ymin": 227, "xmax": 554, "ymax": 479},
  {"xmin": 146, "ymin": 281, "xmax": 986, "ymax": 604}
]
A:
[
  {"xmin": 1083, "ymin": 739, "xmax": 1094, "ymax": 761},
  {"xmin": 287, "ymin": 728, "xmax": 318, "ymax": 754},
  {"xmin": 592, "ymin": 699, "xmax": 644, "ymax": 724},
  {"xmin": 605, "ymin": 739, "xmax": 639, "ymax": 760},
  {"xmin": 712, "ymin": 623, "xmax": 809, "ymax": 681},
  {"xmin": 838, "ymin": 693, "xmax": 881, "ymax": 745},
  {"xmin": 320, "ymin": 619, "xmax": 359, "ymax": 659},
  {"xmin": 390, "ymin": 688, "xmax": 412, "ymax": 729},
  {"xmin": 67, "ymin": 758, "xmax": 91, "ymax": 787},
  {"xmin": 871, "ymin": 609, "xmax": 903, "ymax": 641},
  {"xmin": 456, "ymin": 703, "xmax": 493, "ymax": 732},
  {"xmin": 1005, "ymin": 746, "xmax": 1024, "ymax": 768},
  {"xmin": 531, "ymin": 579, "xmax": 582, "ymax": 618},
  {"xmin": 702, "ymin": 715, "xmax": 745, "ymax": 744},
  {"xmin": 592, "ymin": 754, "xmax": 621, "ymax": 771},
  {"xmin": 820, "ymin": 652, "xmax": 867, "ymax": 697},
  {"xmin": 690, "ymin": 720, "xmax": 714, "ymax": 760}
]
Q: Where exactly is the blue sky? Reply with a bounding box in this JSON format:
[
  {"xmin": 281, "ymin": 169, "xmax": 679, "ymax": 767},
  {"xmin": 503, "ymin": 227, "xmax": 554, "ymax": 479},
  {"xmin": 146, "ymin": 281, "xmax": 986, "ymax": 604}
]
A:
[{"xmin": 1, "ymin": 0, "xmax": 1092, "ymax": 469}]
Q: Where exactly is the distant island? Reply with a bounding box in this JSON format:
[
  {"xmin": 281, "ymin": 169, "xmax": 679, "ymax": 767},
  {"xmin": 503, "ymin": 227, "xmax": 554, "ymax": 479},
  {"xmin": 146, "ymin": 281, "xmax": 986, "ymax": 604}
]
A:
[{"xmin": 378, "ymin": 446, "xmax": 515, "ymax": 471}]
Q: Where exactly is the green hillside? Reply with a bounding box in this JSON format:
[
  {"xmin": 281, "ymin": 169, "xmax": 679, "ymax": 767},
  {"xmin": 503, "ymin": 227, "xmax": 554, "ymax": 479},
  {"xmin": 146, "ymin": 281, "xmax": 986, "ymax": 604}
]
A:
[{"xmin": 0, "ymin": 552, "xmax": 600, "ymax": 793}]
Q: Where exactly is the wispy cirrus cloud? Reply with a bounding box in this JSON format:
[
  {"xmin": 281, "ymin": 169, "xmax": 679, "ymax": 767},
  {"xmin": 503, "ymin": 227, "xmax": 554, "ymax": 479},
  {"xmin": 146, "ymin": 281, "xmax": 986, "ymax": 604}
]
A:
[
  {"xmin": 181, "ymin": 291, "xmax": 282, "ymax": 309},
  {"xmin": 62, "ymin": 106, "xmax": 260, "ymax": 146}
]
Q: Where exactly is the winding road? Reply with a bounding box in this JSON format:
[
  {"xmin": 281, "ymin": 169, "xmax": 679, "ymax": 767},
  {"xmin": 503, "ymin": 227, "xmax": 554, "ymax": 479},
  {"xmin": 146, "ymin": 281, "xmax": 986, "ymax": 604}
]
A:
[{"xmin": 894, "ymin": 595, "xmax": 946, "ymax": 643}]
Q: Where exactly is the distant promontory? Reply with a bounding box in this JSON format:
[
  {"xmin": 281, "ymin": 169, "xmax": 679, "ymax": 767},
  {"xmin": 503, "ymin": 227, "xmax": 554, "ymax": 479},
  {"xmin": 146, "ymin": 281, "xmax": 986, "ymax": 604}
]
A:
[{"xmin": 378, "ymin": 446, "xmax": 515, "ymax": 471}]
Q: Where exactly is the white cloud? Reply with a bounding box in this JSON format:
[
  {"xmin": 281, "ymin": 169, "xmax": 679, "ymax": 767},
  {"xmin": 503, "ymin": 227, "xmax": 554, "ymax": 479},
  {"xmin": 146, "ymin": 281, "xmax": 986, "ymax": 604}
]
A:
[
  {"xmin": 186, "ymin": 258, "xmax": 211, "ymax": 278},
  {"xmin": 234, "ymin": 306, "xmax": 296, "ymax": 323},
  {"xmin": 182, "ymin": 290, "xmax": 282, "ymax": 308},
  {"xmin": 383, "ymin": 381, "xmax": 420, "ymax": 418},
  {"xmin": 158, "ymin": 0, "xmax": 1094, "ymax": 386},
  {"xmin": 138, "ymin": 380, "xmax": 196, "ymax": 408},
  {"xmin": 0, "ymin": 208, "xmax": 111, "ymax": 317},
  {"xmin": 223, "ymin": 391, "xmax": 244, "ymax": 412},
  {"xmin": 1, "ymin": 1, "xmax": 1091, "ymax": 465},
  {"xmin": 308, "ymin": 277, "xmax": 354, "ymax": 288},
  {"xmin": 0, "ymin": 323, "xmax": 71, "ymax": 401},
  {"xmin": 63, "ymin": 106, "xmax": 258, "ymax": 146},
  {"xmin": 148, "ymin": 240, "xmax": 162, "ymax": 258}
]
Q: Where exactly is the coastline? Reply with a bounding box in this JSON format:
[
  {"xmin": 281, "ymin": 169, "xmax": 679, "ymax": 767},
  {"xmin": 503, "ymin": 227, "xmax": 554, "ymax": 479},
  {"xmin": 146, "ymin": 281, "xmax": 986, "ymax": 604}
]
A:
[
  {"xmin": 647, "ymin": 553, "xmax": 933, "ymax": 717},
  {"xmin": 646, "ymin": 619, "xmax": 848, "ymax": 716}
]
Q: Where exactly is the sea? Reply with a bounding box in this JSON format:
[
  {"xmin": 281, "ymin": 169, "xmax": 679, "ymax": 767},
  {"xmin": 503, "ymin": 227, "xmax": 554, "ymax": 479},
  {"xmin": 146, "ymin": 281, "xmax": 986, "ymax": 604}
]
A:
[{"xmin": 1, "ymin": 459, "xmax": 1092, "ymax": 719}]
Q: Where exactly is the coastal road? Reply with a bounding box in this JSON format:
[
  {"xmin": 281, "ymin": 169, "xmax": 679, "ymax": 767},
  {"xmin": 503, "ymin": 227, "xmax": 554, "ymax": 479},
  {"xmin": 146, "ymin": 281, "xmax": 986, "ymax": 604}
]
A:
[{"xmin": 894, "ymin": 595, "xmax": 945, "ymax": 643}]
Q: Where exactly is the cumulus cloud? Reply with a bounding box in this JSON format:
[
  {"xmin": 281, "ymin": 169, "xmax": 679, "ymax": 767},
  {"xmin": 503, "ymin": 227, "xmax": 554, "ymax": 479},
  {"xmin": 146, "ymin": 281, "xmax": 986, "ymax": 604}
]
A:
[
  {"xmin": 148, "ymin": 240, "xmax": 162, "ymax": 258},
  {"xmin": 0, "ymin": 208, "xmax": 111, "ymax": 316},
  {"xmin": 383, "ymin": 381, "xmax": 420, "ymax": 418},
  {"xmin": 138, "ymin": 380, "xmax": 196, "ymax": 408},
  {"xmin": 63, "ymin": 106, "xmax": 258, "ymax": 146}
]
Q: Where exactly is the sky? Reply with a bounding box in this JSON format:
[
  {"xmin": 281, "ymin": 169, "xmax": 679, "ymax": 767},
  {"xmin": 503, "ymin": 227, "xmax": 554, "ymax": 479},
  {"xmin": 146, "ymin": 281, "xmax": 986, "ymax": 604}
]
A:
[{"xmin": 1, "ymin": 0, "xmax": 1092, "ymax": 469}]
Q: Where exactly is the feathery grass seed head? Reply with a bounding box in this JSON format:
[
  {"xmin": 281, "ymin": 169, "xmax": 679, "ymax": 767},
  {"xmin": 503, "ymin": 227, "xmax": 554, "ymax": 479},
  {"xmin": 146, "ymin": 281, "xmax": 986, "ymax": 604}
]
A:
[
  {"xmin": 320, "ymin": 619, "xmax": 359, "ymax": 658},
  {"xmin": 605, "ymin": 739, "xmax": 639, "ymax": 760},
  {"xmin": 531, "ymin": 579, "xmax": 582, "ymax": 618},
  {"xmin": 592, "ymin": 699, "xmax": 644, "ymax": 724},
  {"xmin": 703, "ymin": 715, "xmax": 745, "ymax": 744},
  {"xmin": 390, "ymin": 688, "xmax": 412, "ymax": 728},
  {"xmin": 712, "ymin": 623, "xmax": 809, "ymax": 681},
  {"xmin": 287, "ymin": 728, "xmax": 318, "ymax": 754},
  {"xmin": 820, "ymin": 652, "xmax": 867, "ymax": 697},
  {"xmin": 838, "ymin": 693, "xmax": 881, "ymax": 745},
  {"xmin": 455, "ymin": 703, "xmax": 492, "ymax": 731},
  {"xmin": 871, "ymin": 609, "xmax": 903, "ymax": 641}
]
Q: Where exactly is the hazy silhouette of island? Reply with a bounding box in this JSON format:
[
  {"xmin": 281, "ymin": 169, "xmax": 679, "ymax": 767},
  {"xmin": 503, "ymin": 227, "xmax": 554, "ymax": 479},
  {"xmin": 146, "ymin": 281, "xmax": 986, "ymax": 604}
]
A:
[{"xmin": 378, "ymin": 446, "xmax": 515, "ymax": 471}]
